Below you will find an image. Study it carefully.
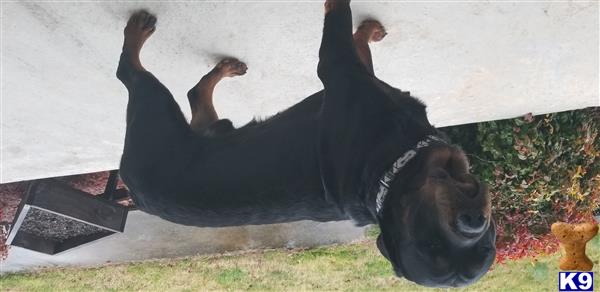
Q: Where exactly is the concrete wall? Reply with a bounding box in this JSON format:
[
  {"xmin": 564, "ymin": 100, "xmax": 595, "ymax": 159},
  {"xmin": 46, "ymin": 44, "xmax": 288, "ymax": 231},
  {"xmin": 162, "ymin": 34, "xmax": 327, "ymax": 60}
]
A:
[{"xmin": 1, "ymin": 1, "xmax": 598, "ymax": 183}]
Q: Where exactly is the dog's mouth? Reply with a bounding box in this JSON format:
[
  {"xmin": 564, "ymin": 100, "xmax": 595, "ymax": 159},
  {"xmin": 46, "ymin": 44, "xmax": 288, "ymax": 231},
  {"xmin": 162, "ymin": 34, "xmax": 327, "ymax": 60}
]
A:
[{"xmin": 455, "ymin": 223, "xmax": 488, "ymax": 239}]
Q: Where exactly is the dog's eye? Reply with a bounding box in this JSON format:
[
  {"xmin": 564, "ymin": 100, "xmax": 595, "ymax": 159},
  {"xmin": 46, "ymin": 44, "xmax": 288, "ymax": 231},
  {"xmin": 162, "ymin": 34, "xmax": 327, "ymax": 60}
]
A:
[
  {"xmin": 429, "ymin": 169, "xmax": 449, "ymax": 180},
  {"xmin": 477, "ymin": 244, "xmax": 492, "ymax": 254},
  {"xmin": 429, "ymin": 242, "xmax": 443, "ymax": 252}
]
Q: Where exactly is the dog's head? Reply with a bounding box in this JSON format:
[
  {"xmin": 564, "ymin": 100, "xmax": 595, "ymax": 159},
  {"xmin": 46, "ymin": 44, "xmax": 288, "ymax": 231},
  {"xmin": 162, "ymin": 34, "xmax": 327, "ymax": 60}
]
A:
[{"xmin": 376, "ymin": 144, "xmax": 496, "ymax": 287}]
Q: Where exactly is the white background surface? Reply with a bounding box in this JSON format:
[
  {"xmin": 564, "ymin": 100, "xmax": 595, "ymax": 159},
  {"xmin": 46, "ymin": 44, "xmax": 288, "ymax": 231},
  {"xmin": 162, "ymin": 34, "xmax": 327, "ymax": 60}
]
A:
[{"xmin": 1, "ymin": 1, "xmax": 599, "ymax": 183}]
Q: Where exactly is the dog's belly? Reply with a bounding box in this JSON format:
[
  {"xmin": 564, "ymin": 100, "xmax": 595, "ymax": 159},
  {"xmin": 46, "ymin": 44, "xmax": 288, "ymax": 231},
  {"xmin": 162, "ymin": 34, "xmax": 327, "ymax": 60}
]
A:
[
  {"xmin": 122, "ymin": 91, "xmax": 350, "ymax": 227},
  {"xmin": 128, "ymin": 187, "xmax": 345, "ymax": 227},
  {"xmin": 125, "ymin": 160, "xmax": 347, "ymax": 227}
]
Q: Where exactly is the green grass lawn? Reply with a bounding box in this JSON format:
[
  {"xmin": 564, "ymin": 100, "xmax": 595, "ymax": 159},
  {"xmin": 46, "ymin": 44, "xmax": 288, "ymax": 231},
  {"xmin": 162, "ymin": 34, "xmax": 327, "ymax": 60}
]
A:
[{"xmin": 2, "ymin": 235, "xmax": 599, "ymax": 291}]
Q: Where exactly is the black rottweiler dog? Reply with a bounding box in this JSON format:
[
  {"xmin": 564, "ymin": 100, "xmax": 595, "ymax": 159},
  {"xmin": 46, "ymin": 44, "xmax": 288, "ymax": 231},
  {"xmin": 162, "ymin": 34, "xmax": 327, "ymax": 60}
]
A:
[{"xmin": 117, "ymin": 1, "xmax": 495, "ymax": 287}]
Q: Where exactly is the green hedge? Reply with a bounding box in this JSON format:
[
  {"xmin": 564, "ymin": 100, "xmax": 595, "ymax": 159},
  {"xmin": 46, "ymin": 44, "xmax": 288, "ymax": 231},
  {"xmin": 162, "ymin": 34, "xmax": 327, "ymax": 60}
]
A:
[{"xmin": 442, "ymin": 107, "xmax": 600, "ymax": 239}]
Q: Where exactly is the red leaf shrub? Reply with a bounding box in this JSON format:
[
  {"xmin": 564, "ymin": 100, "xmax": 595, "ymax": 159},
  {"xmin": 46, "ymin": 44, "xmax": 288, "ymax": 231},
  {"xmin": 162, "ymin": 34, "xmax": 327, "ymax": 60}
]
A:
[
  {"xmin": 444, "ymin": 107, "xmax": 600, "ymax": 262},
  {"xmin": 0, "ymin": 182, "xmax": 28, "ymax": 261}
]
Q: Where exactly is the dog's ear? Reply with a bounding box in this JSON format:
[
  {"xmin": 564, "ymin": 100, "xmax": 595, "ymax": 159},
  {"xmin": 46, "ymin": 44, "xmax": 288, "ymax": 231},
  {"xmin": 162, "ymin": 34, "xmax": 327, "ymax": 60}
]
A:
[
  {"xmin": 376, "ymin": 233, "xmax": 404, "ymax": 277},
  {"xmin": 376, "ymin": 234, "xmax": 390, "ymax": 260}
]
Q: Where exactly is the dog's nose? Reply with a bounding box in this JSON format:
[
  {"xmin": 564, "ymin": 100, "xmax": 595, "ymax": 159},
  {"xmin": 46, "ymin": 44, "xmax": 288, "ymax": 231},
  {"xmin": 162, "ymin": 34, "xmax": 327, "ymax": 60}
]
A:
[{"xmin": 457, "ymin": 211, "xmax": 486, "ymax": 235}]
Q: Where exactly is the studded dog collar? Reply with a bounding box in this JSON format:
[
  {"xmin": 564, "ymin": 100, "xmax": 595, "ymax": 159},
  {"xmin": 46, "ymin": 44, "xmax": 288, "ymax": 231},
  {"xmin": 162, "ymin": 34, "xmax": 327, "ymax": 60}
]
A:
[{"xmin": 375, "ymin": 135, "xmax": 447, "ymax": 215}]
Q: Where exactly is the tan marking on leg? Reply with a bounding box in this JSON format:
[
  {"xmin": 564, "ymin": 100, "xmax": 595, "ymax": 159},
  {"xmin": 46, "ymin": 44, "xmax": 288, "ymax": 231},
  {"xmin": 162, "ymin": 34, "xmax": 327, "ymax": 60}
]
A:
[
  {"xmin": 353, "ymin": 20, "xmax": 387, "ymax": 75},
  {"xmin": 122, "ymin": 10, "xmax": 157, "ymax": 71},
  {"xmin": 187, "ymin": 58, "xmax": 247, "ymax": 133}
]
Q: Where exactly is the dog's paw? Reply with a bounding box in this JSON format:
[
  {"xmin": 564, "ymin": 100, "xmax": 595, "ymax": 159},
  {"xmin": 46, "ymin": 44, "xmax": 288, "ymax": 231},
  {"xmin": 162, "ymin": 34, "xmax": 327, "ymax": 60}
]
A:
[
  {"xmin": 324, "ymin": 0, "xmax": 350, "ymax": 14},
  {"xmin": 125, "ymin": 10, "xmax": 157, "ymax": 40},
  {"xmin": 215, "ymin": 58, "xmax": 248, "ymax": 78},
  {"xmin": 355, "ymin": 20, "xmax": 387, "ymax": 43}
]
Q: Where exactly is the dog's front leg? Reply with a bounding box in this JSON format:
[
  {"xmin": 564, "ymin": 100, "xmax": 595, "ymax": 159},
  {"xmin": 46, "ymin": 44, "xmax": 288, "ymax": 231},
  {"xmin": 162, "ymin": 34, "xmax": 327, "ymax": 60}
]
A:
[
  {"xmin": 316, "ymin": 0, "xmax": 371, "ymax": 211},
  {"xmin": 317, "ymin": 0, "xmax": 361, "ymax": 86}
]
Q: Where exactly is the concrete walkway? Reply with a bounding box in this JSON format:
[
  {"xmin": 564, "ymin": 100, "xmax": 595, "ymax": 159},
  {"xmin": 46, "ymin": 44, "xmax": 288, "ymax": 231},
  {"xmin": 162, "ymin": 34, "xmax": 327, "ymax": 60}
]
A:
[
  {"xmin": 2, "ymin": 1, "xmax": 598, "ymax": 183},
  {"xmin": 1, "ymin": 211, "xmax": 365, "ymax": 274}
]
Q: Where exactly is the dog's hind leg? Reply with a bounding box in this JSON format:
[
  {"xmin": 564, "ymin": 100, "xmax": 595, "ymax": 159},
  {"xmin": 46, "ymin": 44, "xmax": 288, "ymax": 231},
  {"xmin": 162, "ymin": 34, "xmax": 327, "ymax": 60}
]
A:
[
  {"xmin": 353, "ymin": 20, "xmax": 387, "ymax": 76},
  {"xmin": 187, "ymin": 58, "xmax": 247, "ymax": 134},
  {"xmin": 117, "ymin": 11, "xmax": 191, "ymax": 185}
]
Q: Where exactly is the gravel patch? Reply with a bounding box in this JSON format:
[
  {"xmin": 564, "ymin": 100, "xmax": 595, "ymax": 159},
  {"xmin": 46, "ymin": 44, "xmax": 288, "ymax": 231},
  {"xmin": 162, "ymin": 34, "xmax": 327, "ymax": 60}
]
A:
[{"xmin": 19, "ymin": 208, "xmax": 104, "ymax": 242}]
